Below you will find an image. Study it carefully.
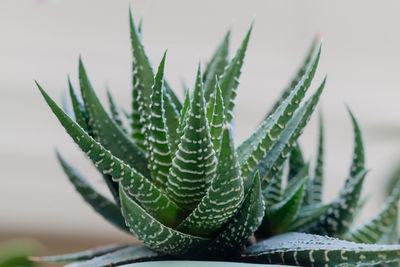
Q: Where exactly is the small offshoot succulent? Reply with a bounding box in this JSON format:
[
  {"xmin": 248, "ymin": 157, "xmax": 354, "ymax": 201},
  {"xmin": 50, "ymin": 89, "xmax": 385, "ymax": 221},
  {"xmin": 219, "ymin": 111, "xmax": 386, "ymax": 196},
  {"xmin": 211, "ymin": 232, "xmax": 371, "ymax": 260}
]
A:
[{"xmin": 33, "ymin": 10, "xmax": 400, "ymax": 267}]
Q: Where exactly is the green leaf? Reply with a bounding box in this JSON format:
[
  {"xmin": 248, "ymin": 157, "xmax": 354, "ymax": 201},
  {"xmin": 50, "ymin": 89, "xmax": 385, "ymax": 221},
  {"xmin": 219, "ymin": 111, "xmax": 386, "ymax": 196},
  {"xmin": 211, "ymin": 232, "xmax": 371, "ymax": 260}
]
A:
[
  {"xmin": 345, "ymin": 186, "xmax": 400, "ymax": 244},
  {"xmin": 178, "ymin": 89, "xmax": 190, "ymax": 133},
  {"xmin": 207, "ymin": 81, "xmax": 226, "ymax": 155},
  {"xmin": 207, "ymin": 172, "xmax": 265, "ymax": 258},
  {"xmin": 147, "ymin": 52, "xmax": 172, "ymax": 190},
  {"xmin": 243, "ymin": 232, "xmax": 400, "ymax": 266},
  {"xmin": 177, "ymin": 125, "xmax": 243, "ymax": 237},
  {"xmin": 264, "ymin": 176, "xmax": 307, "ymax": 235},
  {"xmin": 219, "ymin": 24, "xmax": 253, "ymax": 122},
  {"xmin": 288, "ymin": 203, "xmax": 332, "ymax": 231},
  {"xmin": 78, "ymin": 59, "xmax": 150, "ymax": 178},
  {"xmin": 37, "ymin": 83, "xmax": 185, "ymax": 227},
  {"xmin": 56, "ymin": 152, "xmax": 128, "ymax": 232},
  {"xmin": 167, "ymin": 66, "xmax": 217, "ymax": 211},
  {"xmin": 120, "ymin": 186, "xmax": 210, "ymax": 258},
  {"xmin": 299, "ymin": 169, "xmax": 367, "ymax": 237},
  {"xmin": 347, "ymin": 106, "xmax": 365, "ymax": 183},
  {"xmin": 262, "ymin": 163, "xmax": 283, "ymax": 206},
  {"xmin": 163, "ymin": 87, "xmax": 180, "ymax": 154},
  {"xmin": 33, "ymin": 245, "xmax": 126, "ymax": 262},
  {"xmin": 106, "ymin": 88, "xmax": 126, "ymax": 133},
  {"xmin": 65, "ymin": 246, "xmax": 161, "ymax": 267},
  {"xmin": 203, "ymin": 30, "xmax": 230, "ymax": 102},
  {"xmin": 264, "ymin": 37, "xmax": 319, "ymax": 118},
  {"xmin": 304, "ymin": 113, "xmax": 325, "ymax": 206},
  {"xmin": 288, "ymin": 142, "xmax": 305, "ymax": 183},
  {"xmin": 239, "ymin": 47, "xmax": 322, "ymax": 182},
  {"xmin": 68, "ymin": 78, "xmax": 90, "ymax": 132},
  {"xmin": 246, "ymin": 77, "xmax": 325, "ymax": 192}
]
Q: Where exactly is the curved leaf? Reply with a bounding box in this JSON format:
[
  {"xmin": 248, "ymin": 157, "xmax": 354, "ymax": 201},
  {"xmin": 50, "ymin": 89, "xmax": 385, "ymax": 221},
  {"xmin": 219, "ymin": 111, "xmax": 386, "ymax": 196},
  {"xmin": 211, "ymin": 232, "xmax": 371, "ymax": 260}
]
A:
[
  {"xmin": 203, "ymin": 30, "xmax": 230, "ymax": 101},
  {"xmin": 177, "ymin": 126, "xmax": 243, "ymax": 237},
  {"xmin": 288, "ymin": 142, "xmax": 305, "ymax": 183},
  {"xmin": 219, "ymin": 24, "xmax": 253, "ymax": 122},
  {"xmin": 345, "ymin": 186, "xmax": 400, "ymax": 244},
  {"xmin": 243, "ymin": 232, "xmax": 400, "ymax": 266},
  {"xmin": 147, "ymin": 52, "xmax": 172, "ymax": 189},
  {"xmin": 65, "ymin": 246, "xmax": 161, "ymax": 267},
  {"xmin": 106, "ymin": 88, "xmax": 126, "ymax": 133},
  {"xmin": 207, "ymin": 81, "xmax": 225, "ymax": 155},
  {"xmin": 207, "ymin": 172, "xmax": 264, "ymax": 258},
  {"xmin": 120, "ymin": 186, "xmax": 210, "ymax": 258},
  {"xmin": 37, "ymin": 83, "xmax": 185, "ymax": 227},
  {"xmin": 56, "ymin": 152, "xmax": 128, "ymax": 232},
  {"xmin": 32, "ymin": 245, "xmax": 126, "ymax": 262},
  {"xmin": 167, "ymin": 66, "xmax": 217, "ymax": 211},
  {"xmin": 289, "ymin": 203, "xmax": 332, "ymax": 231},
  {"xmin": 78, "ymin": 59, "xmax": 150, "ymax": 178}
]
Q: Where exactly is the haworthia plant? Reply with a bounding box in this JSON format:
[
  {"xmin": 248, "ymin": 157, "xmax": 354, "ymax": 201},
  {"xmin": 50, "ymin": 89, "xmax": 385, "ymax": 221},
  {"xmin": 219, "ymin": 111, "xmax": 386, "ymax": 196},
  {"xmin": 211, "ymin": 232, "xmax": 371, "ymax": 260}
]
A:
[{"xmin": 33, "ymin": 9, "xmax": 400, "ymax": 266}]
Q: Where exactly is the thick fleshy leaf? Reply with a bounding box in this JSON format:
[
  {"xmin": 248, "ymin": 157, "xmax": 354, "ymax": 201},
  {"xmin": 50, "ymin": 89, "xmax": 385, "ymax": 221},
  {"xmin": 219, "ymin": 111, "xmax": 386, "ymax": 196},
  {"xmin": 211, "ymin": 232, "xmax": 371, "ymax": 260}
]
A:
[
  {"xmin": 120, "ymin": 186, "xmax": 210, "ymax": 258},
  {"xmin": 345, "ymin": 186, "xmax": 400, "ymax": 244},
  {"xmin": 179, "ymin": 90, "xmax": 190, "ymax": 133},
  {"xmin": 289, "ymin": 203, "xmax": 332, "ymax": 231},
  {"xmin": 78, "ymin": 59, "xmax": 150, "ymax": 178},
  {"xmin": 207, "ymin": 172, "xmax": 264, "ymax": 258},
  {"xmin": 246, "ymin": 78, "xmax": 325, "ymax": 192},
  {"xmin": 177, "ymin": 126, "xmax": 243, "ymax": 237},
  {"xmin": 203, "ymin": 30, "xmax": 230, "ymax": 101},
  {"xmin": 219, "ymin": 24, "xmax": 253, "ymax": 122},
  {"xmin": 56, "ymin": 152, "xmax": 128, "ymax": 232},
  {"xmin": 304, "ymin": 113, "xmax": 324, "ymax": 206},
  {"xmin": 263, "ymin": 176, "xmax": 307, "ymax": 235},
  {"xmin": 243, "ymin": 232, "xmax": 400, "ymax": 266},
  {"xmin": 147, "ymin": 53, "xmax": 172, "ymax": 190},
  {"xmin": 207, "ymin": 81, "xmax": 225, "ymax": 155},
  {"xmin": 239, "ymin": 47, "xmax": 322, "ymax": 182},
  {"xmin": 347, "ymin": 106, "xmax": 365, "ymax": 183},
  {"xmin": 262, "ymin": 163, "xmax": 283, "ymax": 206},
  {"xmin": 65, "ymin": 246, "xmax": 162, "ymax": 267},
  {"xmin": 106, "ymin": 88, "xmax": 126, "ymax": 133},
  {"xmin": 299, "ymin": 169, "xmax": 367, "ymax": 237},
  {"xmin": 37, "ymin": 83, "xmax": 185, "ymax": 227},
  {"xmin": 163, "ymin": 88, "xmax": 180, "ymax": 154},
  {"xmin": 68, "ymin": 78, "xmax": 89, "ymax": 132},
  {"xmin": 31, "ymin": 245, "xmax": 126, "ymax": 262},
  {"xmin": 167, "ymin": 66, "xmax": 217, "ymax": 211},
  {"xmin": 264, "ymin": 37, "xmax": 319, "ymax": 118},
  {"xmin": 288, "ymin": 142, "xmax": 305, "ymax": 183}
]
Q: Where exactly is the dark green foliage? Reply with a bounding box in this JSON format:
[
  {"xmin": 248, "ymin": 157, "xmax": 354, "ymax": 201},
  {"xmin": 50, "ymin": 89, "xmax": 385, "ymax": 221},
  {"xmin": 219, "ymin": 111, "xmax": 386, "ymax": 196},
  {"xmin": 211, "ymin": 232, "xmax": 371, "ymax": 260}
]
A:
[{"xmin": 34, "ymin": 10, "xmax": 400, "ymax": 266}]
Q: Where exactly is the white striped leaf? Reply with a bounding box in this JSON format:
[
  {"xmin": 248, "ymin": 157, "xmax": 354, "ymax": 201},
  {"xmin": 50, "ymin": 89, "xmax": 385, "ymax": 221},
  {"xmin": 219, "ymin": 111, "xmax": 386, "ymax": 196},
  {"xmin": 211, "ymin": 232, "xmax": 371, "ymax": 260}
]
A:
[
  {"xmin": 78, "ymin": 59, "xmax": 150, "ymax": 178},
  {"xmin": 65, "ymin": 246, "xmax": 161, "ymax": 267},
  {"xmin": 246, "ymin": 78, "xmax": 325, "ymax": 192},
  {"xmin": 288, "ymin": 142, "xmax": 305, "ymax": 183},
  {"xmin": 299, "ymin": 169, "xmax": 367, "ymax": 237},
  {"xmin": 167, "ymin": 66, "xmax": 217, "ymax": 210},
  {"xmin": 345, "ymin": 186, "xmax": 400, "ymax": 244},
  {"xmin": 206, "ymin": 172, "xmax": 264, "ymax": 258},
  {"xmin": 178, "ymin": 89, "xmax": 190, "ymax": 133},
  {"xmin": 120, "ymin": 186, "xmax": 211, "ymax": 258},
  {"xmin": 68, "ymin": 78, "xmax": 89, "ymax": 132},
  {"xmin": 56, "ymin": 152, "xmax": 128, "ymax": 232},
  {"xmin": 238, "ymin": 47, "xmax": 322, "ymax": 182},
  {"xmin": 219, "ymin": 24, "xmax": 253, "ymax": 123},
  {"xmin": 106, "ymin": 88, "xmax": 126, "ymax": 133},
  {"xmin": 243, "ymin": 232, "xmax": 400, "ymax": 266},
  {"xmin": 37, "ymin": 83, "xmax": 185, "ymax": 227},
  {"xmin": 203, "ymin": 30, "xmax": 230, "ymax": 102},
  {"xmin": 177, "ymin": 125, "xmax": 243, "ymax": 237},
  {"xmin": 163, "ymin": 87, "xmax": 180, "ymax": 154},
  {"xmin": 207, "ymin": 81, "xmax": 225, "ymax": 155},
  {"xmin": 33, "ymin": 245, "xmax": 126, "ymax": 262},
  {"xmin": 304, "ymin": 113, "xmax": 324, "ymax": 206},
  {"xmin": 147, "ymin": 53, "xmax": 172, "ymax": 190},
  {"xmin": 264, "ymin": 37, "xmax": 319, "ymax": 118}
]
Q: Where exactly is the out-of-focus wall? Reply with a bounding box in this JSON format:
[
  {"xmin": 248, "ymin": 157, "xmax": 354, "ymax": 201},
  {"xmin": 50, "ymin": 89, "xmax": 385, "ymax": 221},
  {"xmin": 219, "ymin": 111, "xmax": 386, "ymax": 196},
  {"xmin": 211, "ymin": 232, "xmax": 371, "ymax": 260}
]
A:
[{"xmin": 1, "ymin": 0, "xmax": 399, "ymax": 252}]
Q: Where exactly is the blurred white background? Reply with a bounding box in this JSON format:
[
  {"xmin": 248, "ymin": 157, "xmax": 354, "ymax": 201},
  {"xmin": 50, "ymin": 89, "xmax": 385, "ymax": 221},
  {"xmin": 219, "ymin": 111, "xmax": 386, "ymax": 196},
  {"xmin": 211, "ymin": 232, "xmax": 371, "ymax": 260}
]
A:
[{"xmin": 1, "ymin": 0, "xmax": 400, "ymax": 254}]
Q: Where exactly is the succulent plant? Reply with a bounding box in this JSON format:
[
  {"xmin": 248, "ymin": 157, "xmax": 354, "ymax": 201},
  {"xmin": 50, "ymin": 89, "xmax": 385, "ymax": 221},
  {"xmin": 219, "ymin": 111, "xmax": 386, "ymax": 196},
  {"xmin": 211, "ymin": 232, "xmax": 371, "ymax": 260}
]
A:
[{"xmin": 33, "ymin": 10, "xmax": 400, "ymax": 267}]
